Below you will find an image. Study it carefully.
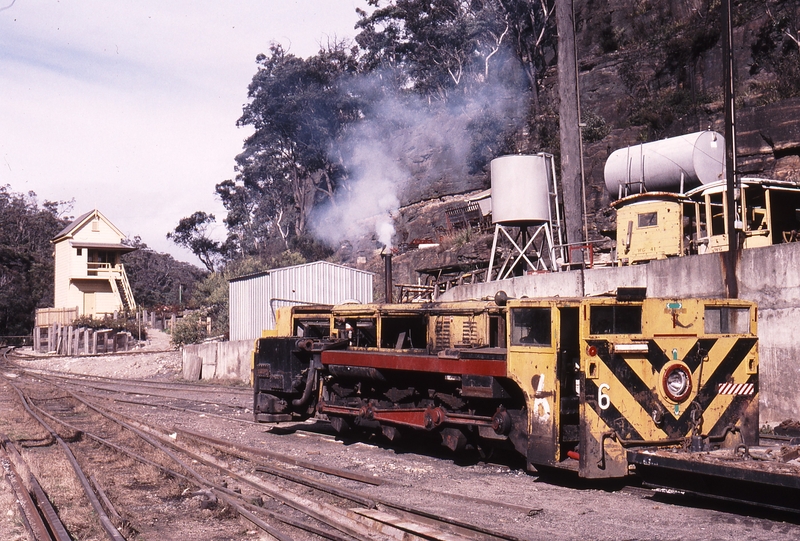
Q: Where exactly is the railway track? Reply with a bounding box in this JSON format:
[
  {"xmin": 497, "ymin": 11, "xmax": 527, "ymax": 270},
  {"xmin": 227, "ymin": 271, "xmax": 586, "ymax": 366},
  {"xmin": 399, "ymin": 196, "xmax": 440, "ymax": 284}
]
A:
[
  {"xmin": 4, "ymin": 349, "xmax": 800, "ymax": 541},
  {"xmin": 1, "ymin": 356, "xmax": 529, "ymax": 540}
]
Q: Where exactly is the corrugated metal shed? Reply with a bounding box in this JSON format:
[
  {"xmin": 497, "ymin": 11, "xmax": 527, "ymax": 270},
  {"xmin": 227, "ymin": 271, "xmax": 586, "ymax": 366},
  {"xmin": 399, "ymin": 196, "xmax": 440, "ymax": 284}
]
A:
[{"xmin": 229, "ymin": 261, "xmax": 374, "ymax": 341}]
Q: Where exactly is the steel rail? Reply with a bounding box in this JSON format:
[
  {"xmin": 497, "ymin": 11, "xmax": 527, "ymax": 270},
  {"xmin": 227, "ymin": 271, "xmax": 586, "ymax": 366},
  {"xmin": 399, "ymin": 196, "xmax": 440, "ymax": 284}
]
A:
[
  {"xmin": 3, "ymin": 431, "xmax": 72, "ymax": 541},
  {"xmin": 375, "ymin": 500, "xmax": 525, "ymax": 541},
  {"xmin": 89, "ymin": 475, "xmax": 125, "ymax": 525},
  {"xmin": 34, "ymin": 374, "xmax": 249, "ymax": 410},
  {"xmin": 24, "ymin": 368, "xmax": 250, "ymax": 397},
  {"xmin": 14, "ymin": 363, "xmax": 248, "ymax": 395},
  {"xmin": 0, "ymin": 445, "xmax": 56, "ymax": 541},
  {"xmin": 71, "ymin": 390, "xmax": 458, "ymax": 541},
  {"xmin": 173, "ymin": 426, "xmax": 384, "ymax": 486},
  {"xmin": 142, "ymin": 424, "xmax": 523, "ymax": 541},
  {"xmin": 95, "ymin": 411, "xmax": 381, "ymax": 541},
  {"xmin": 24, "ymin": 393, "xmax": 336, "ymax": 541},
  {"xmin": 174, "ymin": 427, "xmax": 529, "ymax": 541},
  {"xmin": 78, "ymin": 390, "xmax": 257, "ymax": 425},
  {"xmin": 59, "ymin": 390, "xmax": 294, "ymax": 541},
  {"xmin": 6, "ymin": 380, "xmax": 126, "ymax": 541},
  {"xmin": 29, "ymin": 475, "xmax": 73, "ymax": 541},
  {"xmin": 24, "ymin": 373, "xmax": 364, "ymax": 540},
  {"xmin": 65, "ymin": 387, "xmax": 376, "ymax": 541}
]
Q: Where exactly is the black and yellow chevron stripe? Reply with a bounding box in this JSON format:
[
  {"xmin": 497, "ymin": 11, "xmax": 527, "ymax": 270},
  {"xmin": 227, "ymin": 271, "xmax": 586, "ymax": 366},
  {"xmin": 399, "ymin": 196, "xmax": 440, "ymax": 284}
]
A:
[{"xmin": 584, "ymin": 337, "xmax": 757, "ymax": 442}]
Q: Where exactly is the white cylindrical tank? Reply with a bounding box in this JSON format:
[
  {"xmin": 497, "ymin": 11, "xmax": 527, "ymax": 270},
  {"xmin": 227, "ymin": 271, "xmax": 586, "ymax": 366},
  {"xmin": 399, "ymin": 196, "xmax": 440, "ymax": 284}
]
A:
[
  {"xmin": 490, "ymin": 155, "xmax": 551, "ymax": 224},
  {"xmin": 604, "ymin": 131, "xmax": 725, "ymax": 197}
]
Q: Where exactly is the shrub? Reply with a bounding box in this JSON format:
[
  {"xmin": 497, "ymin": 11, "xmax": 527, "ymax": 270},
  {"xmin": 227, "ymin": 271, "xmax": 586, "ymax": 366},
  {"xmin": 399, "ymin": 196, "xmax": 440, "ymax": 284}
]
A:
[
  {"xmin": 581, "ymin": 111, "xmax": 611, "ymax": 143},
  {"xmin": 70, "ymin": 315, "xmax": 147, "ymax": 341},
  {"xmin": 170, "ymin": 312, "xmax": 207, "ymax": 348}
]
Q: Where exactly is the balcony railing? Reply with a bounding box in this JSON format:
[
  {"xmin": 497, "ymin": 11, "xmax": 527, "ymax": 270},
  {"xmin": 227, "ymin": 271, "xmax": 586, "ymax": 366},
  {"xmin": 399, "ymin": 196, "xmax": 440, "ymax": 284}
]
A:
[
  {"xmin": 87, "ymin": 262, "xmax": 123, "ymax": 277},
  {"xmin": 83, "ymin": 262, "xmax": 137, "ymax": 312}
]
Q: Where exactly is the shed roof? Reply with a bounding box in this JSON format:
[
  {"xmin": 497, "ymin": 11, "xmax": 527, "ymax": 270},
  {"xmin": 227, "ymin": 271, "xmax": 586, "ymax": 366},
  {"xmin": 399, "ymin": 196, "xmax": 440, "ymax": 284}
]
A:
[{"xmin": 228, "ymin": 260, "xmax": 374, "ymax": 283}]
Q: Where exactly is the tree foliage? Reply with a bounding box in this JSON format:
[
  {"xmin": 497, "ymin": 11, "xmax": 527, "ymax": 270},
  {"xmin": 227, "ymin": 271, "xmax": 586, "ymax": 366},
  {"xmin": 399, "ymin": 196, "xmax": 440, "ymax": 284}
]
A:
[
  {"xmin": 0, "ymin": 186, "xmax": 71, "ymax": 336},
  {"xmin": 172, "ymin": 0, "xmax": 558, "ymax": 269},
  {"xmin": 121, "ymin": 237, "xmax": 208, "ymax": 310},
  {"xmin": 231, "ymin": 43, "xmax": 363, "ymax": 249},
  {"xmin": 357, "ymin": 0, "xmax": 499, "ymax": 97},
  {"xmin": 166, "ymin": 211, "xmax": 224, "ymax": 272}
]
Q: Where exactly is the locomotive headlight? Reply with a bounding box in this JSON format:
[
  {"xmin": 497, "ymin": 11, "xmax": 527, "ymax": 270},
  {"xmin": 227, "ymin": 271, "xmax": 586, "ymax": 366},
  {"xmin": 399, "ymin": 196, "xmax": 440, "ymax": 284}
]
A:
[{"xmin": 663, "ymin": 364, "xmax": 692, "ymax": 402}]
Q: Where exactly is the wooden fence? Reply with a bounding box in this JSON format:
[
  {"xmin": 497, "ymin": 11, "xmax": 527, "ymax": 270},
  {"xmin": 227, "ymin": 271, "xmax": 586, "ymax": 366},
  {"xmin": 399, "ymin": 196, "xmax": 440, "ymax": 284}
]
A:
[
  {"xmin": 32, "ymin": 325, "xmax": 133, "ymax": 355},
  {"xmin": 35, "ymin": 308, "xmax": 79, "ymax": 328}
]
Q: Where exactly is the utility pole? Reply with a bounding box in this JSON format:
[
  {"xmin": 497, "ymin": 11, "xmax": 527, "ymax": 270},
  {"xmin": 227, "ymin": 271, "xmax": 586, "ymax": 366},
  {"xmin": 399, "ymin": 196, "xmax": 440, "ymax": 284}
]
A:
[
  {"xmin": 556, "ymin": 0, "xmax": 585, "ymax": 264},
  {"xmin": 722, "ymin": 0, "xmax": 739, "ymax": 254},
  {"xmin": 722, "ymin": 0, "xmax": 740, "ymax": 298}
]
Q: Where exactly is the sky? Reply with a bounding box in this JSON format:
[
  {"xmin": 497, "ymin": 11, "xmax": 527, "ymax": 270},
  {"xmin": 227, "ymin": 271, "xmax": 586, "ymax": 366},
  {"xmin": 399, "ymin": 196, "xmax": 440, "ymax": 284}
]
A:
[{"xmin": 0, "ymin": 0, "xmax": 364, "ymax": 266}]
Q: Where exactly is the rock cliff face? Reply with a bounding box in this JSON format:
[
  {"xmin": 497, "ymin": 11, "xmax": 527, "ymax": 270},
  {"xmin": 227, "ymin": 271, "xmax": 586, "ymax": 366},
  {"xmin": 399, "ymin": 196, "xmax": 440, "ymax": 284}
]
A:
[
  {"xmin": 337, "ymin": 0, "xmax": 800, "ymax": 295},
  {"xmin": 570, "ymin": 0, "xmax": 800, "ymax": 240}
]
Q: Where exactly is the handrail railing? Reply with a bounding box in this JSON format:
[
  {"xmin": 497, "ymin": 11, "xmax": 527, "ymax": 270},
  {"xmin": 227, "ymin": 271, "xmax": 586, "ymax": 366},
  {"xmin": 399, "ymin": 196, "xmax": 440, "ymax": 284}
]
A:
[
  {"xmin": 117, "ymin": 264, "xmax": 137, "ymax": 311},
  {"xmin": 83, "ymin": 263, "xmax": 137, "ymax": 311}
]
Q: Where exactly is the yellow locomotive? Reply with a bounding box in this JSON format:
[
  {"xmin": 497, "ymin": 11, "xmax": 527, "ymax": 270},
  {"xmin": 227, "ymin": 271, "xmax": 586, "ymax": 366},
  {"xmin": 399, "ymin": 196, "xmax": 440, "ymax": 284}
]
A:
[{"xmin": 253, "ymin": 290, "xmax": 757, "ymax": 479}]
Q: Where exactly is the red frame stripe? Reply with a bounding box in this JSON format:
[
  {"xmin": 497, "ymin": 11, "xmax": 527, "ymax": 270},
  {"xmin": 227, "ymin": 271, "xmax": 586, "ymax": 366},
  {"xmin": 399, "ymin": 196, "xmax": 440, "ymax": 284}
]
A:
[{"xmin": 321, "ymin": 350, "xmax": 507, "ymax": 377}]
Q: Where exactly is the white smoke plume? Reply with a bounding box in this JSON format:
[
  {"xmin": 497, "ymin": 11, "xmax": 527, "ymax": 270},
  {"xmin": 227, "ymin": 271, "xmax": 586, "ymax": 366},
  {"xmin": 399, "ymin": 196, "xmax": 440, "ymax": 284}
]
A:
[{"xmin": 311, "ymin": 65, "xmax": 527, "ymax": 250}]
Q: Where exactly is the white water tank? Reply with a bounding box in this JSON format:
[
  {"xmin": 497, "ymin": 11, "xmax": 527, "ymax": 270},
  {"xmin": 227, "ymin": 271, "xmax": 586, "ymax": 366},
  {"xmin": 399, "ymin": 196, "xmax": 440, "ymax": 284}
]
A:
[
  {"xmin": 604, "ymin": 131, "xmax": 725, "ymax": 197},
  {"xmin": 490, "ymin": 155, "xmax": 552, "ymax": 225}
]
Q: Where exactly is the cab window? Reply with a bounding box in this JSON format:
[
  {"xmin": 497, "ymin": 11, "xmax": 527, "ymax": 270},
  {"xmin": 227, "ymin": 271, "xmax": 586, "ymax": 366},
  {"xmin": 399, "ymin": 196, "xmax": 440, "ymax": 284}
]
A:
[
  {"xmin": 590, "ymin": 305, "xmax": 642, "ymax": 335},
  {"xmin": 294, "ymin": 319, "xmax": 330, "ymax": 338},
  {"xmin": 510, "ymin": 307, "xmax": 551, "ymax": 346},
  {"xmin": 335, "ymin": 317, "xmax": 377, "ymax": 347},
  {"xmin": 705, "ymin": 306, "xmax": 750, "ymax": 334}
]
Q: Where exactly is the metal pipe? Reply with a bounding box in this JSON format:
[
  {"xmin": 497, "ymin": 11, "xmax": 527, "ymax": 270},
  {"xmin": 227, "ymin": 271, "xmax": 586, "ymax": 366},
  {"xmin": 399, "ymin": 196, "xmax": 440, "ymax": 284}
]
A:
[
  {"xmin": 382, "ymin": 252, "xmax": 393, "ymax": 303},
  {"xmin": 291, "ymin": 360, "xmax": 318, "ymax": 407}
]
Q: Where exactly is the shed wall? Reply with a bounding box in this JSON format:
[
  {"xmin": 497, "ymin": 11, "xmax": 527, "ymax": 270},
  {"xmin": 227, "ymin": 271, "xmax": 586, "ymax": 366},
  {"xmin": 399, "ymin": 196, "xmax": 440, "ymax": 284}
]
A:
[{"xmin": 229, "ymin": 262, "xmax": 373, "ymax": 341}]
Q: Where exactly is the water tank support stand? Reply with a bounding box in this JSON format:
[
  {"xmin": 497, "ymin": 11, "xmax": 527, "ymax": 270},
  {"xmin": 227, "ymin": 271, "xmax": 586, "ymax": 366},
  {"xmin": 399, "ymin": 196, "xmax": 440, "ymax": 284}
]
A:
[{"xmin": 487, "ymin": 222, "xmax": 557, "ymax": 282}]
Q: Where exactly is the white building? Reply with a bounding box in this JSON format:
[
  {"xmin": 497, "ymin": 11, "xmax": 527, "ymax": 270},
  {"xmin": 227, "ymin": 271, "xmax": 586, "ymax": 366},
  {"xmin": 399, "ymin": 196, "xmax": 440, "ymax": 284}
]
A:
[{"xmin": 52, "ymin": 209, "xmax": 136, "ymax": 317}]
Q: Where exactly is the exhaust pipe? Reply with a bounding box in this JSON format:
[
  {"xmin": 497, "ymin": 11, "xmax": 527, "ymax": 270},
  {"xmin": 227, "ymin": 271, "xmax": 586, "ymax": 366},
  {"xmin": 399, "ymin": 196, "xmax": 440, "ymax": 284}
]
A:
[{"xmin": 382, "ymin": 252, "xmax": 393, "ymax": 303}]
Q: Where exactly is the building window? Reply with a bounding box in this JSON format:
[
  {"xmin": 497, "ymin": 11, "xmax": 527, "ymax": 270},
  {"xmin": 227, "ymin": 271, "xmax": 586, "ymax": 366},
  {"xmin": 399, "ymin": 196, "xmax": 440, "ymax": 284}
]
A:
[{"xmin": 77, "ymin": 248, "xmax": 82, "ymax": 256}]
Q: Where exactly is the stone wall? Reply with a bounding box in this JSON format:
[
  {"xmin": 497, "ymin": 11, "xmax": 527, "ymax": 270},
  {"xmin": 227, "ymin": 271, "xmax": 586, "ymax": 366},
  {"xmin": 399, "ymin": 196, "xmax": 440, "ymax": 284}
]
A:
[{"xmin": 441, "ymin": 242, "xmax": 800, "ymax": 424}]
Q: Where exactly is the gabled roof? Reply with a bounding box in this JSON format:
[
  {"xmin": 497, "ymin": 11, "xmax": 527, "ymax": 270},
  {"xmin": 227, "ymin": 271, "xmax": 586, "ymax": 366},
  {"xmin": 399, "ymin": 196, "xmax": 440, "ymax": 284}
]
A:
[{"xmin": 52, "ymin": 209, "xmax": 126, "ymax": 243}]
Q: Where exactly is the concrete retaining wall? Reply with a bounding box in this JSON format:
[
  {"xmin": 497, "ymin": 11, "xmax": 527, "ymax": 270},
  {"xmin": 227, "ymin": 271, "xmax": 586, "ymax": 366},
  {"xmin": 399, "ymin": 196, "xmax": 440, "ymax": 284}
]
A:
[
  {"xmin": 182, "ymin": 340, "xmax": 254, "ymax": 384},
  {"xmin": 440, "ymin": 242, "xmax": 800, "ymax": 424}
]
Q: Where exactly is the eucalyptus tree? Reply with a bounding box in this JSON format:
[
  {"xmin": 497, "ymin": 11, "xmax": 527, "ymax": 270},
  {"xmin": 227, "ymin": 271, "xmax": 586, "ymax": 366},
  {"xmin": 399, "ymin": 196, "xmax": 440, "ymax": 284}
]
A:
[
  {"xmin": 232, "ymin": 43, "xmax": 363, "ymax": 248},
  {"xmin": 0, "ymin": 186, "xmax": 71, "ymax": 335},
  {"xmin": 166, "ymin": 211, "xmax": 225, "ymax": 273},
  {"xmin": 355, "ymin": 0, "xmax": 514, "ymax": 99}
]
